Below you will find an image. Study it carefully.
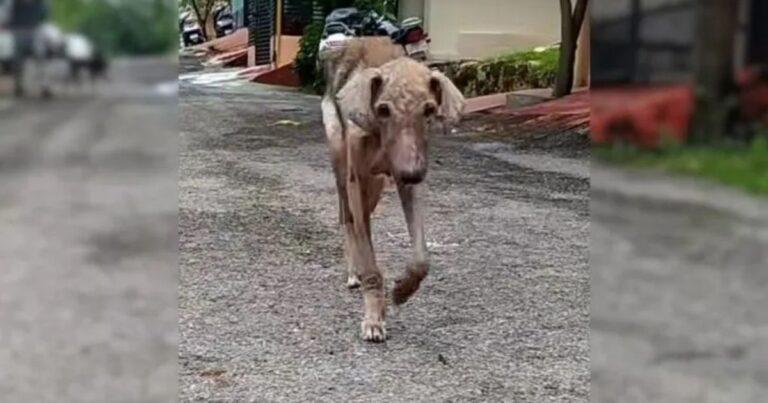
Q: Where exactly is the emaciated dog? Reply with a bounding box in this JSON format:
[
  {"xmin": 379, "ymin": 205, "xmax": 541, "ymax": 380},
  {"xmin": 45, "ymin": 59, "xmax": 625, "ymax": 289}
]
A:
[{"xmin": 321, "ymin": 37, "xmax": 465, "ymax": 342}]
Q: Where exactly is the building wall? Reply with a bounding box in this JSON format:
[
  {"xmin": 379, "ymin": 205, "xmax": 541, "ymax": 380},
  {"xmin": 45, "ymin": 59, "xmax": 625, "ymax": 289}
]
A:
[
  {"xmin": 398, "ymin": 0, "xmax": 425, "ymax": 21},
  {"xmin": 277, "ymin": 35, "xmax": 301, "ymax": 67},
  {"xmin": 414, "ymin": 0, "xmax": 560, "ymax": 60}
]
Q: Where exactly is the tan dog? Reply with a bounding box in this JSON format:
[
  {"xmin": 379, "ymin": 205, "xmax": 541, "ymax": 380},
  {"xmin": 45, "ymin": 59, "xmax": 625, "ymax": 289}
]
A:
[{"xmin": 321, "ymin": 38, "xmax": 465, "ymax": 342}]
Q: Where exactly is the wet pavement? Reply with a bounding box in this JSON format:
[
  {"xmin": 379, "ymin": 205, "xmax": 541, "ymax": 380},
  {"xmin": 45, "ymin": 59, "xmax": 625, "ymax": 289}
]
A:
[
  {"xmin": 0, "ymin": 58, "xmax": 177, "ymax": 402},
  {"xmin": 179, "ymin": 62, "xmax": 590, "ymax": 401}
]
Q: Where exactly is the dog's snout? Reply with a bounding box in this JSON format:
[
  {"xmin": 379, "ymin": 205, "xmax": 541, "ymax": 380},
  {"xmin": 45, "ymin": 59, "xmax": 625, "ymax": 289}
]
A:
[
  {"xmin": 396, "ymin": 168, "xmax": 426, "ymax": 184},
  {"xmin": 389, "ymin": 131, "xmax": 427, "ymax": 184}
]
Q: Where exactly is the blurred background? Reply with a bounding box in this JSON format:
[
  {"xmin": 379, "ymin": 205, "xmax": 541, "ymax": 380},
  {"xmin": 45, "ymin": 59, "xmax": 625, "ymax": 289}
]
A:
[
  {"xmin": 0, "ymin": 0, "xmax": 177, "ymax": 402},
  {"xmin": 591, "ymin": 0, "xmax": 768, "ymax": 401}
]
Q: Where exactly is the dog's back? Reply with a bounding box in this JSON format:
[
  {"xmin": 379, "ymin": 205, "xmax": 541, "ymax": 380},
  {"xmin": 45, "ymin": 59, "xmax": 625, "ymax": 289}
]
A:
[{"xmin": 323, "ymin": 37, "xmax": 405, "ymax": 97}]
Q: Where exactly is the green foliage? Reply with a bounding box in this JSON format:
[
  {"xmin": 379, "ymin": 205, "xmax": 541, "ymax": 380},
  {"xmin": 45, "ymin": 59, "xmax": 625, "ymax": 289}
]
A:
[
  {"xmin": 439, "ymin": 47, "xmax": 560, "ymax": 98},
  {"xmin": 594, "ymin": 134, "xmax": 768, "ymax": 195},
  {"xmin": 52, "ymin": 0, "xmax": 177, "ymax": 55},
  {"xmin": 312, "ymin": 0, "xmax": 392, "ymax": 14},
  {"xmin": 353, "ymin": 0, "xmax": 397, "ymax": 18},
  {"xmin": 295, "ymin": 21, "xmax": 325, "ymax": 93}
]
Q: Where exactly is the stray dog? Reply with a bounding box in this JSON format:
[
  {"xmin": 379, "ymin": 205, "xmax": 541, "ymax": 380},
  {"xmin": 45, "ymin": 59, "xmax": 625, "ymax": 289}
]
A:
[{"xmin": 321, "ymin": 38, "xmax": 465, "ymax": 342}]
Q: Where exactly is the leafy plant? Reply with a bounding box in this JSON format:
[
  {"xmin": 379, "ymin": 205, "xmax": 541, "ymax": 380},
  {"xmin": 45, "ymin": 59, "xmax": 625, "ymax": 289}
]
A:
[
  {"xmin": 52, "ymin": 0, "xmax": 177, "ymax": 55},
  {"xmin": 295, "ymin": 21, "xmax": 325, "ymax": 93},
  {"xmin": 353, "ymin": 0, "xmax": 397, "ymax": 18},
  {"xmin": 438, "ymin": 47, "xmax": 560, "ymax": 98},
  {"xmin": 594, "ymin": 133, "xmax": 768, "ymax": 195}
]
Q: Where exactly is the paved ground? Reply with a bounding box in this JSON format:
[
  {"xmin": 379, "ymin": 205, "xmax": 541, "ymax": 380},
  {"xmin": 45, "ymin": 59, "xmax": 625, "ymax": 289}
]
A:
[
  {"xmin": 179, "ymin": 60, "xmax": 590, "ymax": 402},
  {"xmin": 0, "ymin": 58, "xmax": 178, "ymax": 402},
  {"xmin": 591, "ymin": 165, "xmax": 768, "ymax": 402}
]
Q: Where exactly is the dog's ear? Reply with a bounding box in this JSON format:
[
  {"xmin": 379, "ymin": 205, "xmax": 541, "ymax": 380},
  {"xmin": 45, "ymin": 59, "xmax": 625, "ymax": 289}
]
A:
[
  {"xmin": 429, "ymin": 70, "xmax": 465, "ymax": 127},
  {"xmin": 337, "ymin": 68, "xmax": 383, "ymax": 132}
]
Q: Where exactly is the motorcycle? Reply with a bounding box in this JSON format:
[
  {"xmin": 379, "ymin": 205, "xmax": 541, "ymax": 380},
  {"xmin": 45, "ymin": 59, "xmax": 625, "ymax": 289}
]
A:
[
  {"xmin": 318, "ymin": 7, "xmax": 430, "ymax": 62},
  {"xmin": 393, "ymin": 17, "xmax": 430, "ymax": 61}
]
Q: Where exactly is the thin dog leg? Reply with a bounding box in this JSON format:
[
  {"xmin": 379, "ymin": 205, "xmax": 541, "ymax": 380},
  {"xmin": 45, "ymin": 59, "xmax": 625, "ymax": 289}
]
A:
[
  {"xmin": 339, "ymin": 172, "xmax": 383, "ymax": 290},
  {"xmin": 364, "ymin": 175, "xmax": 385, "ymax": 245},
  {"xmin": 347, "ymin": 135, "xmax": 386, "ymax": 342},
  {"xmin": 322, "ymin": 96, "xmax": 360, "ymax": 288},
  {"xmin": 393, "ymin": 182, "xmax": 429, "ymax": 305}
]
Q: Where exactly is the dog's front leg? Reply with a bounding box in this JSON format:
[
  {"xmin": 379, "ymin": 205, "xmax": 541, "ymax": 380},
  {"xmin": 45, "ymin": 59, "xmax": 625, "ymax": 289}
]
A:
[
  {"xmin": 346, "ymin": 134, "xmax": 386, "ymax": 342},
  {"xmin": 393, "ymin": 182, "xmax": 429, "ymax": 305},
  {"xmin": 322, "ymin": 97, "xmax": 361, "ymax": 288}
]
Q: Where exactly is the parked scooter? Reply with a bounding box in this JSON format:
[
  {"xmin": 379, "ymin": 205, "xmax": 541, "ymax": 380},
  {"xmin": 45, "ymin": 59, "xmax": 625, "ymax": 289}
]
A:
[
  {"xmin": 318, "ymin": 7, "xmax": 430, "ymax": 62},
  {"xmin": 392, "ymin": 17, "xmax": 430, "ymax": 61}
]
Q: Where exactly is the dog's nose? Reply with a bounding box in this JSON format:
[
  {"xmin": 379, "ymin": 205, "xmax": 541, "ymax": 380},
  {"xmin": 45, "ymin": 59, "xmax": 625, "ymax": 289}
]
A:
[{"xmin": 396, "ymin": 169, "xmax": 426, "ymax": 185}]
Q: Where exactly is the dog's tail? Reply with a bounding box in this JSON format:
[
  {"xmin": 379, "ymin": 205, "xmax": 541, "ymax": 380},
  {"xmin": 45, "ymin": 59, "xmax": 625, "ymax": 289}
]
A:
[{"xmin": 392, "ymin": 262, "xmax": 428, "ymax": 305}]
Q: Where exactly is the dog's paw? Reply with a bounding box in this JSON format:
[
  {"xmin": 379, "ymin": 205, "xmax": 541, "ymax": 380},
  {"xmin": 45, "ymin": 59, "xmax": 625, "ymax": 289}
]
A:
[
  {"xmin": 392, "ymin": 262, "xmax": 428, "ymax": 305},
  {"xmin": 361, "ymin": 320, "xmax": 387, "ymax": 342},
  {"xmin": 346, "ymin": 274, "xmax": 361, "ymax": 289}
]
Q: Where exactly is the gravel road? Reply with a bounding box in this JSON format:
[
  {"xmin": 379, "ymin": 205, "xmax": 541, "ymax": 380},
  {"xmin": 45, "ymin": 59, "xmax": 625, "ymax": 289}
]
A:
[
  {"xmin": 179, "ymin": 62, "xmax": 590, "ymax": 402},
  {"xmin": 0, "ymin": 58, "xmax": 178, "ymax": 402}
]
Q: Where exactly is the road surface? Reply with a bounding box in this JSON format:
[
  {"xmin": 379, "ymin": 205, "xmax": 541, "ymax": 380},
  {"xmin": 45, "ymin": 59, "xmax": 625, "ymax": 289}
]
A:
[
  {"xmin": 591, "ymin": 165, "xmax": 768, "ymax": 402},
  {"xmin": 179, "ymin": 61, "xmax": 590, "ymax": 402},
  {"xmin": 0, "ymin": 58, "xmax": 178, "ymax": 402}
]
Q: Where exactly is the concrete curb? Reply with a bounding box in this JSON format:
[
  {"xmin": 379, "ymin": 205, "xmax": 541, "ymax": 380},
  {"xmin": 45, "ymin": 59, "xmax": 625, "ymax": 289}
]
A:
[{"xmin": 591, "ymin": 163, "xmax": 768, "ymax": 223}]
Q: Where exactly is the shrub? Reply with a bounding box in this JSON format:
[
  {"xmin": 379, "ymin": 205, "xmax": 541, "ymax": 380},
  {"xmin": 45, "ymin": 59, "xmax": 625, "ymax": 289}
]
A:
[
  {"xmin": 294, "ymin": 21, "xmax": 325, "ymax": 93},
  {"xmin": 437, "ymin": 47, "xmax": 560, "ymax": 98}
]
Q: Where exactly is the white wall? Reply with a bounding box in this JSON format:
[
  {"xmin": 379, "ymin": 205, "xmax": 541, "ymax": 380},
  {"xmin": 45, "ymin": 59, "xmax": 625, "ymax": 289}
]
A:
[
  {"xmin": 399, "ymin": 0, "xmax": 425, "ymax": 21},
  {"xmin": 421, "ymin": 0, "xmax": 561, "ymax": 60}
]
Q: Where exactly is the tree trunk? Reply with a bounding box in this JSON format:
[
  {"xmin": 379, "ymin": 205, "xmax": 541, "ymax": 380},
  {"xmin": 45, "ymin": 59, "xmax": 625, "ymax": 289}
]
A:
[
  {"xmin": 690, "ymin": 0, "xmax": 739, "ymax": 143},
  {"xmin": 553, "ymin": 0, "xmax": 589, "ymax": 97},
  {"xmin": 574, "ymin": 4, "xmax": 590, "ymax": 87},
  {"xmin": 190, "ymin": 0, "xmax": 215, "ymax": 41},
  {"xmin": 206, "ymin": 14, "xmax": 218, "ymax": 40}
]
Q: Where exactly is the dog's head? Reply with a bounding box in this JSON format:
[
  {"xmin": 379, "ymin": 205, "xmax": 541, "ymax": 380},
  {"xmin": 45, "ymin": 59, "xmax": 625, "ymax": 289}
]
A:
[{"xmin": 337, "ymin": 57, "xmax": 465, "ymax": 184}]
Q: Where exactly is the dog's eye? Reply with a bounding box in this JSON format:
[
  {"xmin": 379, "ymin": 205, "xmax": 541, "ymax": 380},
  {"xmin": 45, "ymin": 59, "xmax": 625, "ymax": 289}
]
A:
[
  {"xmin": 375, "ymin": 103, "xmax": 391, "ymax": 119},
  {"xmin": 424, "ymin": 104, "xmax": 437, "ymax": 117}
]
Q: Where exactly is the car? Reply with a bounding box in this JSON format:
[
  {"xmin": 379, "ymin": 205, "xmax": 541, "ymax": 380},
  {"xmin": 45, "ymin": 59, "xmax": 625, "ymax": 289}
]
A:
[
  {"xmin": 180, "ymin": 13, "xmax": 205, "ymax": 47},
  {"xmin": 214, "ymin": 6, "xmax": 234, "ymax": 38},
  {"xmin": 0, "ymin": 29, "xmax": 13, "ymax": 73}
]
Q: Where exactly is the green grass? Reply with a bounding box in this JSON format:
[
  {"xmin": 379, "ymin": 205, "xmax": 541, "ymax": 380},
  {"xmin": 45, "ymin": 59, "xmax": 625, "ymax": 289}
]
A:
[
  {"xmin": 594, "ymin": 136, "xmax": 768, "ymax": 195},
  {"xmin": 494, "ymin": 47, "xmax": 560, "ymax": 76}
]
